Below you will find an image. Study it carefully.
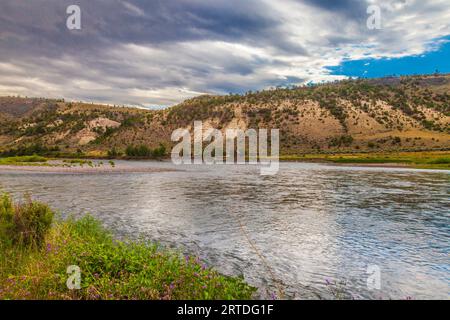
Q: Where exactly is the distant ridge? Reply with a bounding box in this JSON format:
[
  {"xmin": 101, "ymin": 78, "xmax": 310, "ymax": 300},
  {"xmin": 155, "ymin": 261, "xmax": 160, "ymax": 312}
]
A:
[{"xmin": 0, "ymin": 74, "xmax": 449, "ymax": 156}]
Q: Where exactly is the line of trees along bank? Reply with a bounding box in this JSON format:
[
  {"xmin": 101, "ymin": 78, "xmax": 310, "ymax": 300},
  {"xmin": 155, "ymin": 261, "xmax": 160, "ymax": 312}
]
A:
[{"xmin": 123, "ymin": 143, "xmax": 167, "ymax": 158}]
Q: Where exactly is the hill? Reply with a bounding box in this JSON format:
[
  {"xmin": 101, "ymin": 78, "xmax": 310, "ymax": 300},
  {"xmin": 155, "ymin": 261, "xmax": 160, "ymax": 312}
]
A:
[{"xmin": 0, "ymin": 74, "xmax": 449, "ymax": 157}]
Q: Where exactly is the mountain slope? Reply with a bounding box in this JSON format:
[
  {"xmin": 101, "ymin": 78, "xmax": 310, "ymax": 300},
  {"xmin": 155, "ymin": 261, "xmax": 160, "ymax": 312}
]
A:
[{"xmin": 0, "ymin": 74, "xmax": 449, "ymax": 156}]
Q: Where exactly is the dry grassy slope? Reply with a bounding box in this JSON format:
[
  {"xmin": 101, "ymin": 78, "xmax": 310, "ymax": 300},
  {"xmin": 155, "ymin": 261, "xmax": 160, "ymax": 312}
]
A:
[{"xmin": 0, "ymin": 74, "xmax": 449, "ymax": 155}]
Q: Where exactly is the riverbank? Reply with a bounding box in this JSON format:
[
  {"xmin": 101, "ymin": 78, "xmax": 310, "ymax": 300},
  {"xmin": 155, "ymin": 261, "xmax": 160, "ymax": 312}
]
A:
[
  {"xmin": 0, "ymin": 156, "xmax": 177, "ymax": 174},
  {"xmin": 0, "ymin": 194, "xmax": 256, "ymax": 300},
  {"xmin": 279, "ymin": 150, "xmax": 450, "ymax": 170},
  {"xmin": 0, "ymin": 150, "xmax": 449, "ymax": 172},
  {"xmin": 0, "ymin": 164, "xmax": 176, "ymax": 174}
]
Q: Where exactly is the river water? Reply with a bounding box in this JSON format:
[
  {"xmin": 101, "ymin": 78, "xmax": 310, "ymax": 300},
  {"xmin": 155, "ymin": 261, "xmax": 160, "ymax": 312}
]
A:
[{"xmin": 0, "ymin": 161, "xmax": 449, "ymax": 299}]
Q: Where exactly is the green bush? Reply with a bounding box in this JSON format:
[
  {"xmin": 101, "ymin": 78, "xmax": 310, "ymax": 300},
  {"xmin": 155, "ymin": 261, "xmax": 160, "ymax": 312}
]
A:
[
  {"xmin": 0, "ymin": 144, "xmax": 59, "ymax": 157},
  {"xmin": 0, "ymin": 194, "xmax": 14, "ymax": 246},
  {"xmin": 126, "ymin": 145, "xmax": 151, "ymax": 157},
  {"xmin": 328, "ymin": 135, "xmax": 354, "ymax": 148},
  {"xmin": 107, "ymin": 147, "xmax": 122, "ymax": 158},
  {"xmin": 152, "ymin": 143, "xmax": 167, "ymax": 158},
  {"xmin": 125, "ymin": 144, "xmax": 167, "ymax": 158},
  {"xmin": 0, "ymin": 194, "xmax": 54, "ymax": 248}
]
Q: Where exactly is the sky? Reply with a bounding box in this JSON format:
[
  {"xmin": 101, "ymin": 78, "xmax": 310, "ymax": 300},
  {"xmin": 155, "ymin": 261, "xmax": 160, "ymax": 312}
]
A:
[{"xmin": 0, "ymin": 0, "xmax": 449, "ymax": 108}]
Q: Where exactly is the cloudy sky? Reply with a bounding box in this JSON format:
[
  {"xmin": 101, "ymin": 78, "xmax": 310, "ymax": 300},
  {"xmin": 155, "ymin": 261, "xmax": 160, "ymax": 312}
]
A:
[{"xmin": 0, "ymin": 0, "xmax": 449, "ymax": 108}]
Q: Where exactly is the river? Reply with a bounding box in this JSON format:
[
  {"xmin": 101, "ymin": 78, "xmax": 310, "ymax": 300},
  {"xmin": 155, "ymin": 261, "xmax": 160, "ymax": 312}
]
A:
[{"xmin": 0, "ymin": 161, "xmax": 448, "ymax": 299}]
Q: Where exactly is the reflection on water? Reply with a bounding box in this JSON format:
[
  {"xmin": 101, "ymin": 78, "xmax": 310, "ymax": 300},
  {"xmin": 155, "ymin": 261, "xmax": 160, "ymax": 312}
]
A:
[{"xmin": 0, "ymin": 161, "xmax": 449, "ymax": 299}]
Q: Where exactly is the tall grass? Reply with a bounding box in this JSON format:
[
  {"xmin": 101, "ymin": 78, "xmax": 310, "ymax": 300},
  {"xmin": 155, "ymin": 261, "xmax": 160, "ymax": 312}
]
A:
[
  {"xmin": 0, "ymin": 194, "xmax": 255, "ymax": 300},
  {"xmin": 0, "ymin": 194, "xmax": 53, "ymax": 247}
]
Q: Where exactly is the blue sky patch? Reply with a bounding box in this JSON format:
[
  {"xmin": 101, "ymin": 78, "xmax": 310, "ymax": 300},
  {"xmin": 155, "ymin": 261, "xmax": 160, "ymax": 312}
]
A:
[{"xmin": 327, "ymin": 37, "xmax": 450, "ymax": 79}]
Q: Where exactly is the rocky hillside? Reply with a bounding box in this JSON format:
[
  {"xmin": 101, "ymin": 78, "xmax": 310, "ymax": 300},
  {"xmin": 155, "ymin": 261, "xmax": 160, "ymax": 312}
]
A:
[{"xmin": 0, "ymin": 74, "xmax": 449, "ymax": 156}]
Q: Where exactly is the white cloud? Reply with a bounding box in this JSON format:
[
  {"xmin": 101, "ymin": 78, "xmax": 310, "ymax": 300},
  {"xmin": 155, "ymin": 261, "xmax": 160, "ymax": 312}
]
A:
[{"xmin": 121, "ymin": 1, "xmax": 146, "ymax": 17}]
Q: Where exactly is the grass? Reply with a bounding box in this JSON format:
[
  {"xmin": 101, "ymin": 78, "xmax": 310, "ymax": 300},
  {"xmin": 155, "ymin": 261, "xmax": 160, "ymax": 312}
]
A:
[
  {"xmin": 0, "ymin": 155, "xmax": 48, "ymax": 166},
  {"xmin": 280, "ymin": 151, "xmax": 450, "ymax": 170},
  {"xmin": 62, "ymin": 159, "xmax": 96, "ymax": 167},
  {"xmin": 0, "ymin": 156, "xmax": 108, "ymax": 169},
  {"xmin": 2, "ymin": 151, "xmax": 448, "ymax": 170},
  {"xmin": 329, "ymin": 158, "xmax": 409, "ymax": 164},
  {"xmin": 0, "ymin": 194, "xmax": 256, "ymax": 300}
]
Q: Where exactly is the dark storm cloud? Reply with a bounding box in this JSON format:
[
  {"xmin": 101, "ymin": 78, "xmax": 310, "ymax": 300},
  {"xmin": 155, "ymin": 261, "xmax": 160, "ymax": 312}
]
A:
[
  {"xmin": 0, "ymin": 0, "xmax": 285, "ymax": 52},
  {"xmin": 302, "ymin": 0, "xmax": 367, "ymax": 18}
]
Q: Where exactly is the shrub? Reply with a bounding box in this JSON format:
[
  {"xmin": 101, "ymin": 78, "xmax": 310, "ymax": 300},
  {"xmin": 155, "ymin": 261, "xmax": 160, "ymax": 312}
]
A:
[
  {"xmin": 121, "ymin": 116, "xmax": 143, "ymax": 127},
  {"xmin": 392, "ymin": 136, "xmax": 402, "ymax": 145},
  {"xmin": 126, "ymin": 145, "xmax": 151, "ymax": 157},
  {"xmin": 0, "ymin": 194, "xmax": 54, "ymax": 248},
  {"xmin": 107, "ymin": 147, "xmax": 122, "ymax": 158},
  {"xmin": 328, "ymin": 135, "xmax": 354, "ymax": 148},
  {"xmin": 0, "ymin": 144, "xmax": 59, "ymax": 157},
  {"xmin": 0, "ymin": 194, "xmax": 14, "ymax": 246},
  {"xmin": 125, "ymin": 144, "xmax": 166, "ymax": 158},
  {"xmin": 152, "ymin": 143, "xmax": 167, "ymax": 158}
]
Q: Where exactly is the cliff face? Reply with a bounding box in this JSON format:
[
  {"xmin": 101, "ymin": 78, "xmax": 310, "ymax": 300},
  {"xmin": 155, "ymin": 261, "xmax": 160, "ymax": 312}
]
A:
[{"xmin": 1, "ymin": 74, "xmax": 449, "ymax": 156}]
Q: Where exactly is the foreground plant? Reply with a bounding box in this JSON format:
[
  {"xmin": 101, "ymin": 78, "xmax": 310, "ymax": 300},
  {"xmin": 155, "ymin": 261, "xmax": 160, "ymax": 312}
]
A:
[
  {"xmin": 0, "ymin": 194, "xmax": 256, "ymax": 300},
  {"xmin": 0, "ymin": 193, "xmax": 53, "ymax": 247}
]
